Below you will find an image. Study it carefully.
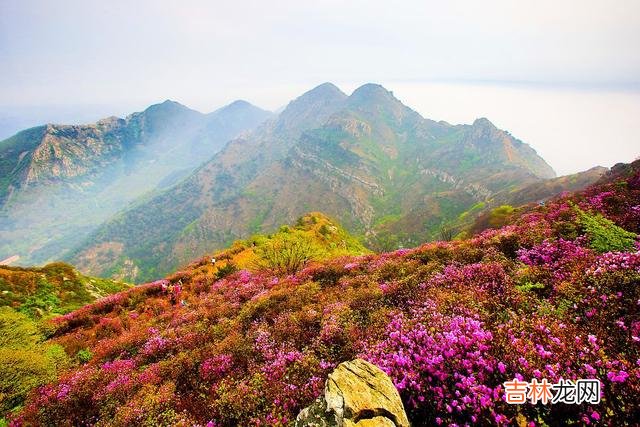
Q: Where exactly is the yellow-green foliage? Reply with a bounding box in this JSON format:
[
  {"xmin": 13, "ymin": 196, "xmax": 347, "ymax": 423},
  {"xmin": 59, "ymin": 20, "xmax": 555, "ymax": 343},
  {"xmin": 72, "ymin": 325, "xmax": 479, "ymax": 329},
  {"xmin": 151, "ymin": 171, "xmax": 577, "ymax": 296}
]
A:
[
  {"xmin": 0, "ymin": 262, "xmax": 130, "ymax": 319},
  {"xmin": 250, "ymin": 212, "xmax": 369, "ymax": 273},
  {"xmin": 0, "ymin": 307, "xmax": 69, "ymax": 415},
  {"xmin": 576, "ymin": 208, "xmax": 637, "ymax": 253},
  {"xmin": 198, "ymin": 212, "xmax": 370, "ymax": 277},
  {"xmin": 488, "ymin": 205, "xmax": 515, "ymax": 228},
  {"xmin": 253, "ymin": 234, "xmax": 320, "ymax": 275}
]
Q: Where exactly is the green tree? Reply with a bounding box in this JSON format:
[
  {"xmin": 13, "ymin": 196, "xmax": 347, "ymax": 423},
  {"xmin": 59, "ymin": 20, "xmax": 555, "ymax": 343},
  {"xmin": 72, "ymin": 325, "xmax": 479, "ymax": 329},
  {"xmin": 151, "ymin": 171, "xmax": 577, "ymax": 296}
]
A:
[{"xmin": 215, "ymin": 262, "xmax": 239, "ymax": 280}]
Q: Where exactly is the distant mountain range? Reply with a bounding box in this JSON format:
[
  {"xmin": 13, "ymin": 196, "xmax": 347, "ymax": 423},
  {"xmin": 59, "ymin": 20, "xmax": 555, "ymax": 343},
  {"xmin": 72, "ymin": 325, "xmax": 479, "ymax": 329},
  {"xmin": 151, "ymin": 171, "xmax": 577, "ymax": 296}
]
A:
[
  {"xmin": 0, "ymin": 82, "xmax": 608, "ymax": 283},
  {"xmin": 58, "ymin": 82, "xmax": 603, "ymax": 283},
  {"xmin": 0, "ymin": 99, "xmax": 272, "ymax": 265}
]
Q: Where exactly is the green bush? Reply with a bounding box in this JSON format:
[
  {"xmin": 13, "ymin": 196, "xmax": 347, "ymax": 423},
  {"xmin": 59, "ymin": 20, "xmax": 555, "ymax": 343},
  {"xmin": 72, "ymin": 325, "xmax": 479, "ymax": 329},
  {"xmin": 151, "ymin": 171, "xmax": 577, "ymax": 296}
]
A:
[
  {"xmin": 254, "ymin": 235, "xmax": 320, "ymax": 275},
  {"xmin": 576, "ymin": 208, "xmax": 637, "ymax": 253},
  {"xmin": 77, "ymin": 348, "xmax": 93, "ymax": 364},
  {"xmin": 319, "ymin": 224, "xmax": 330, "ymax": 236},
  {"xmin": 215, "ymin": 262, "xmax": 239, "ymax": 280},
  {"xmin": 17, "ymin": 282, "xmax": 61, "ymax": 319}
]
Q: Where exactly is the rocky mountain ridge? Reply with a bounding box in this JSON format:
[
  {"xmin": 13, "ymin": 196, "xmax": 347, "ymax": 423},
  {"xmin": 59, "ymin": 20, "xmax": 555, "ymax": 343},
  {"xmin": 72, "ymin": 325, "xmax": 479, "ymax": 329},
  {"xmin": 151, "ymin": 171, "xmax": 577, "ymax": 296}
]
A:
[
  {"xmin": 0, "ymin": 99, "xmax": 272, "ymax": 266},
  {"xmin": 68, "ymin": 82, "xmax": 559, "ymax": 282}
]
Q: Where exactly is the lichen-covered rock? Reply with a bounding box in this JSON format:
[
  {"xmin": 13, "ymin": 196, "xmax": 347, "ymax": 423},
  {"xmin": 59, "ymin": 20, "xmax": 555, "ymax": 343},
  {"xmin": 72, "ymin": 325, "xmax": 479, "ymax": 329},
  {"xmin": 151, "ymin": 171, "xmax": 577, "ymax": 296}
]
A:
[{"xmin": 295, "ymin": 359, "xmax": 410, "ymax": 427}]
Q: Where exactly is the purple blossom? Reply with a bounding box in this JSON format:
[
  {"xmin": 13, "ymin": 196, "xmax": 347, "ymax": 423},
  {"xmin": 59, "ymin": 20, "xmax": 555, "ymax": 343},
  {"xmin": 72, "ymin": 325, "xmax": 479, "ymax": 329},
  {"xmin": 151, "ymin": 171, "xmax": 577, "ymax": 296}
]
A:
[{"xmin": 607, "ymin": 370, "xmax": 629, "ymax": 383}]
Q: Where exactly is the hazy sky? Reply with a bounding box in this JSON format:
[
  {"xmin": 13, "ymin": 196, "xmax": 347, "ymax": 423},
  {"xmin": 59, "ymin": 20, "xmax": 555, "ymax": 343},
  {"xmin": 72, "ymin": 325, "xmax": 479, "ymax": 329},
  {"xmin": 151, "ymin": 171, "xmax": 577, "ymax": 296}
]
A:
[{"xmin": 1, "ymin": 0, "xmax": 639, "ymax": 175}]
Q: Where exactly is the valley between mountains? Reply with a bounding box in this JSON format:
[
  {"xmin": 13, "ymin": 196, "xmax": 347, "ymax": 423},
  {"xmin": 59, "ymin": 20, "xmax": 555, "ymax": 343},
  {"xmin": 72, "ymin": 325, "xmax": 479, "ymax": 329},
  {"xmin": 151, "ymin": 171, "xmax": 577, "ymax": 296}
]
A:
[{"xmin": 0, "ymin": 100, "xmax": 272, "ymax": 268}]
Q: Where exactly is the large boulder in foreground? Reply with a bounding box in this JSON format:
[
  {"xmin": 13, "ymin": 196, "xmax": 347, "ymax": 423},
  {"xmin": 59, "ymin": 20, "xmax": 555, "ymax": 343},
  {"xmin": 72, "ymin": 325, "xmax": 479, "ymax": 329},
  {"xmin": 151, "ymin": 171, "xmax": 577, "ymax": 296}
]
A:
[{"xmin": 295, "ymin": 359, "xmax": 410, "ymax": 427}]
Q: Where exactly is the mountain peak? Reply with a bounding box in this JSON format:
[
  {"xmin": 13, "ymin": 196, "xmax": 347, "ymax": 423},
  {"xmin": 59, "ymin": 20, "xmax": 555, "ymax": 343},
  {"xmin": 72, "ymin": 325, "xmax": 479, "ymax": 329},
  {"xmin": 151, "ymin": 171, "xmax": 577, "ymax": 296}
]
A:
[
  {"xmin": 143, "ymin": 99, "xmax": 194, "ymax": 115},
  {"xmin": 472, "ymin": 117, "xmax": 496, "ymax": 129},
  {"xmin": 344, "ymin": 83, "xmax": 419, "ymax": 124},
  {"xmin": 309, "ymin": 82, "xmax": 343, "ymax": 94},
  {"xmin": 349, "ymin": 83, "xmax": 397, "ymax": 103},
  {"xmin": 157, "ymin": 99, "xmax": 187, "ymax": 109},
  {"xmin": 226, "ymin": 99, "xmax": 253, "ymax": 108},
  {"xmin": 212, "ymin": 99, "xmax": 269, "ymax": 115},
  {"xmin": 281, "ymin": 83, "xmax": 347, "ymax": 113},
  {"xmin": 276, "ymin": 83, "xmax": 348, "ymax": 133},
  {"xmin": 346, "ymin": 83, "xmax": 411, "ymax": 117},
  {"xmin": 206, "ymin": 100, "xmax": 273, "ymax": 129},
  {"xmin": 351, "ymin": 82, "xmax": 388, "ymax": 95},
  {"xmin": 295, "ymin": 82, "xmax": 346, "ymax": 103}
]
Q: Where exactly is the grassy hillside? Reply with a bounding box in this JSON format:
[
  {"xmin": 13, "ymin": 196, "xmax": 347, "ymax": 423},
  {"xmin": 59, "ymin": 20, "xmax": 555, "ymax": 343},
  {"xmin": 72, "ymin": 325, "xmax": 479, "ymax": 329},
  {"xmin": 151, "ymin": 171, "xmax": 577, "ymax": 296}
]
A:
[
  {"xmin": 10, "ymin": 159, "xmax": 640, "ymax": 426},
  {"xmin": 459, "ymin": 165, "xmax": 608, "ymax": 237},
  {"xmin": 183, "ymin": 211, "xmax": 370, "ymax": 277},
  {"xmin": 0, "ymin": 262, "xmax": 130, "ymax": 319}
]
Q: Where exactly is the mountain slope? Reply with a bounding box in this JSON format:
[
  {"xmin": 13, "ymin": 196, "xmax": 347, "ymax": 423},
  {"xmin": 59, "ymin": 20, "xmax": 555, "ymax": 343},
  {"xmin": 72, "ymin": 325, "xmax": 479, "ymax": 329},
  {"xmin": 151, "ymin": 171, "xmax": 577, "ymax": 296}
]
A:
[
  {"xmin": 0, "ymin": 262, "xmax": 130, "ymax": 319},
  {"xmin": 12, "ymin": 158, "xmax": 640, "ymax": 426},
  {"xmin": 0, "ymin": 100, "xmax": 272, "ymax": 266},
  {"xmin": 182, "ymin": 211, "xmax": 370, "ymax": 277},
  {"xmin": 0, "ymin": 261, "xmax": 129, "ymax": 417},
  {"xmin": 68, "ymin": 84, "xmax": 351, "ymax": 280},
  {"xmin": 445, "ymin": 165, "xmax": 609, "ymax": 238},
  {"xmin": 68, "ymin": 83, "xmax": 557, "ymax": 283}
]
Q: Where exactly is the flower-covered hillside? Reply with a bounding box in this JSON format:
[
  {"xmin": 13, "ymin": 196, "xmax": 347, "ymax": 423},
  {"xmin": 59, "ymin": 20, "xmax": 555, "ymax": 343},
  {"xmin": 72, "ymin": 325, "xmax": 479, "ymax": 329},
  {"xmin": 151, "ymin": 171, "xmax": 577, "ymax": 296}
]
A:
[
  {"xmin": 12, "ymin": 160, "xmax": 640, "ymax": 426},
  {"xmin": 0, "ymin": 263, "xmax": 130, "ymax": 419}
]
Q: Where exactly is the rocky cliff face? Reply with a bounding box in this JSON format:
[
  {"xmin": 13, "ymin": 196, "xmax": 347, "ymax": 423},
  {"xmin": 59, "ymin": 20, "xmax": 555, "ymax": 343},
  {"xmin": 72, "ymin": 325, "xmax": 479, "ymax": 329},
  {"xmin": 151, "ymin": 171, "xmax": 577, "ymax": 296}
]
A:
[
  {"xmin": 0, "ymin": 100, "xmax": 272, "ymax": 266},
  {"xmin": 295, "ymin": 359, "xmax": 410, "ymax": 427},
  {"xmin": 1, "ymin": 100, "xmax": 272, "ymax": 199},
  {"xmin": 24, "ymin": 119, "xmax": 126, "ymax": 185}
]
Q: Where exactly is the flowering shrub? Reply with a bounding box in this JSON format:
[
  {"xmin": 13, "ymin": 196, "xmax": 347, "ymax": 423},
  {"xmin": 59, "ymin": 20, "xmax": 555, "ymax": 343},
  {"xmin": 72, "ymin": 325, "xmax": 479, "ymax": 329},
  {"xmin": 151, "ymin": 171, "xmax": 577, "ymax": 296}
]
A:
[
  {"xmin": 587, "ymin": 251, "xmax": 640, "ymax": 276},
  {"xmin": 200, "ymin": 354, "xmax": 234, "ymax": 381},
  {"xmin": 10, "ymin": 160, "xmax": 640, "ymax": 425},
  {"xmin": 517, "ymin": 238, "xmax": 593, "ymax": 284},
  {"xmin": 363, "ymin": 302, "xmax": 504, "ymax": 425}
]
